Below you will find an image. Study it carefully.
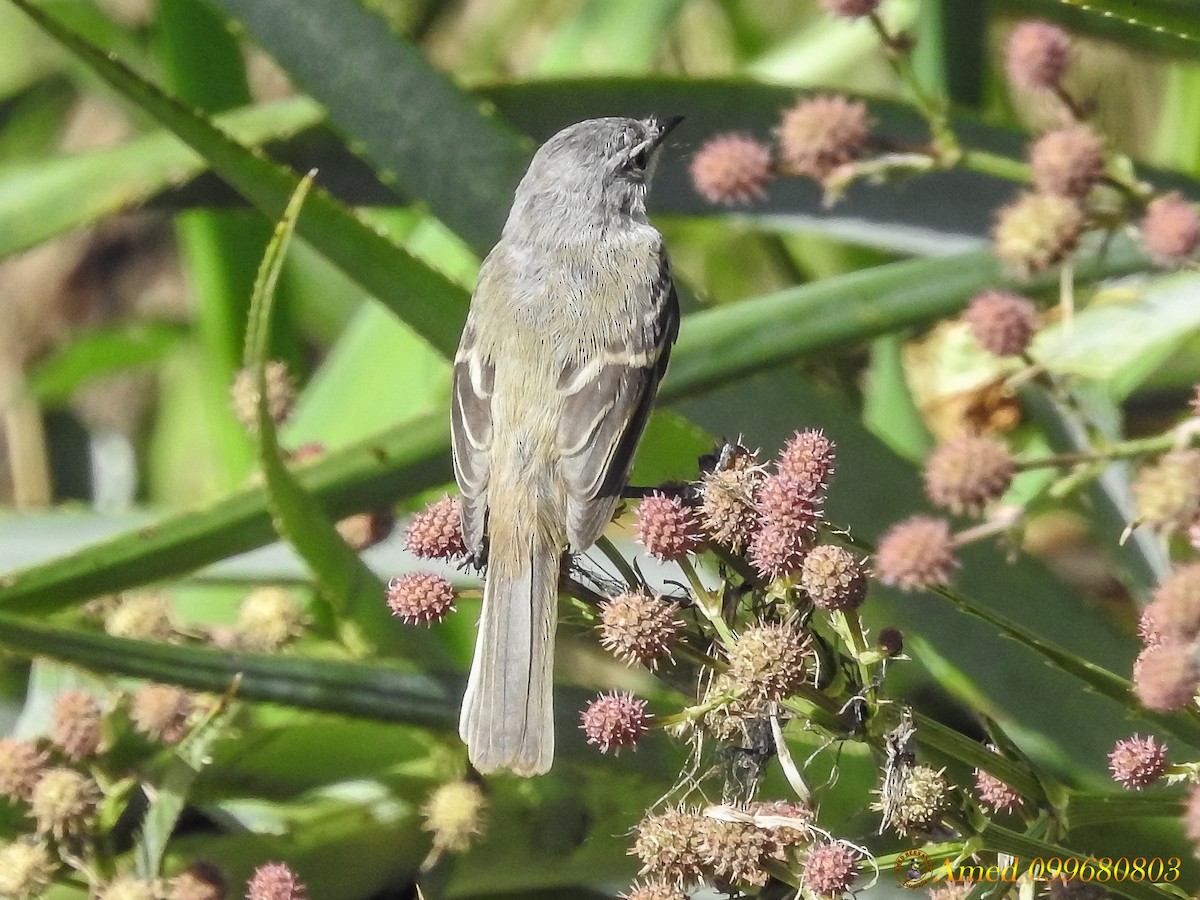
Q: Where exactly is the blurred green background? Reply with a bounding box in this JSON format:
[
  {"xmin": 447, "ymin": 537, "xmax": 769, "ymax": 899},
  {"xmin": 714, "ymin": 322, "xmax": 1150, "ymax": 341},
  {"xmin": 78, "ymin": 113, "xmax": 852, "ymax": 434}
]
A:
[{"xmin": 1, "ymin": 0, "xmax": 1199, "ymax": 896}]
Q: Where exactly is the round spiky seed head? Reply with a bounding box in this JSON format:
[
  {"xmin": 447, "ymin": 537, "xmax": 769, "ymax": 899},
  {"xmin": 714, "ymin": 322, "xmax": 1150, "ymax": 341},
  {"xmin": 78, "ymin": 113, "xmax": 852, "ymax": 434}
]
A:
[
  {"xmin": 131, "ymin": 684, "xmax": 195, "ymax": 744},
  {"xmin": 580, "ymin": 691, "xmax": 650, "ymax": 754},
  {"xmin": 105, "ymin": 592, "xmax": 174, "ymax": 642},
  {"xmin": 973, "ymin": 765, "xmax": 1025, "ymax": 814},
  {"xmin": 923, "ymin": 435, "xmax": 1015, "ymax": 515},
  {"xmin": 1133, "ymin": 642, "xmax": 1198, "ymax": 711},
  {"xmin": 885, "ymin": 765, "xmax": 952, "ymax": 836},
  {"xmin": 1108, "ymin": 734, "xmax": 1167, "ymax": 790},
  {"xmin": 1141, "ymin": 192, "xmax": 1200, "ymax": 266},
  {"xmin": 599, "ymin": 591, "xmax": 683, "ymax": 668},
  {"xmin": 1030, "ymin": 125, "xmax": 1105, "ymax": 199},
  {"xmin": 421, "ymin": 780, "xmax": 487, "ymax": 854},
  {"xmin": 748, "ymin": 799, "xmax": 816, "ymax": 850},
  {"xmin": 246, "ymin": 863, "xmax": 305, "ymax": 900},
  {"xmin": 1184, "ymin": 782, "xmax": 1200, "ymax": 846},
  {"xmin": 635, "ymin": 493, "xmax": 704, "ymax": 560},
  {"xmin": 749, "ymin": 518, "xmax": 811, "ymax": 581},
  {"xmin": 700, "ymin": 817, "xmax": 773, "ymax": 886},
  {"xmin": 777, "ymin": 429, "xmax": 836, "ymax": 496},
  {"xmin": 1133, "ymin": 449, "xmax": 1200, "ymax": 534},
  {"xmin": 168, "ymin": 862, "xmax": 227, "ymax": 900},
  {"xmin": 386, "ymin": 572, "xmax": 456, "ymax": 625},
  {"xmin": 727, "ymin": 622, "xmax": 811, "ymax": 704},
  {"xmin": 877, "ymin": 627, "xmax": 904, "ymax": 657},
  {"xmin": 757, "ymin": 473, "xmax": 822, "ymax": 527},
  {"xmin": 1005, "ymin": 21, "xmax": 1071, "ymax": 92},
  {"xmin": 690, "ymin": 134, "xmax": 773, "ymax": 205},
  {"xmin": 620, "ymin": 880, "xmax": 688, "ymax": 900},
  {"xmin": 964, "ymin": 290, "xmax": 1038, "ymax": 356},
  {"xmin": 802, "ymin": 842, "xmax": 859, "ymax": 898},
  {"xmin": 700, "ymin": 460, "xmax": 764, "ymax": 552},
  {"xmin": 821, "ymin": 0, "xmax": 880, "ymax": 16},
  {"xmin": 29, "ymin": 767, "xmax": 99, "ymax": 838},
  {"xmin": 800, "ymin": 544, "xmax": 868, "ymax": 611},
  {"xmin": 97, "ymin": 875, "xmax": 161, "ymax": 900},
  {"xmin": 404, "ymin": 495, "xmax": 466, "ymax": 560},
  {"xmin": 992, "ymin": 192, "xmax": 1084, "ymax": 274},
  {"xmin": 875, "ymin": 516, "xmax": 959, "ymax": 591},
  {"xmin": 236, "ymin": 586, "xmax": 307, "ymax": 651},
  {"xmin": 1146, "ymin": 564, "xmax": 1200, "ymax": 644},
  {"xmin": 776, "ymin": 95, "xmax": 872, "ymax": 182},
  {"xmin": 231, "ymin": 361, "xmax": 295, "ymax": 431},
  {"xmin": 1138, "ymin": 605, "xmax": 1165, "ymax": 648},
  {"xmin": 50, "ymin": 690, "xmax": 103, "ymax": 761},
  {"xmin": 335, "ymin": 509, "xmax": 395, "ymax": 552},
  {"xmin": 752, "ymin": 472, "xmax": 820, "ymax": 579},
  {"xmin": 0, "ymin": 739, "xmax": 45, "ymax": 802},
  {"xmin": 631, "ymin": 808, "xmax": 711, "ymax": 885},
  {"xmin": 0, "ymin": 838, "xmax": 57, "ymax": 900}
]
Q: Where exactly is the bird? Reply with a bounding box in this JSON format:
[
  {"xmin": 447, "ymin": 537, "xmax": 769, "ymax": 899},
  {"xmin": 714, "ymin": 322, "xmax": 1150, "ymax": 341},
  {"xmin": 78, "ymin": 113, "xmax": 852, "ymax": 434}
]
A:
[{"xmin": 450, "ymin": 115, "xmax": 682, "ymax": 775}]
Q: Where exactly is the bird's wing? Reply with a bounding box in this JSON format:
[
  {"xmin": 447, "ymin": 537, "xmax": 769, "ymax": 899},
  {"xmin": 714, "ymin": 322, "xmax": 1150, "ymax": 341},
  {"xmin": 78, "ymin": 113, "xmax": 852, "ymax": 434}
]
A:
[
  {"xmin": 450, "ymin": 312, "xmax": 495, "ymax": 563},
  {"xmin": 557, "ymin": 251, "xmax": 679, "ymax": 551}
]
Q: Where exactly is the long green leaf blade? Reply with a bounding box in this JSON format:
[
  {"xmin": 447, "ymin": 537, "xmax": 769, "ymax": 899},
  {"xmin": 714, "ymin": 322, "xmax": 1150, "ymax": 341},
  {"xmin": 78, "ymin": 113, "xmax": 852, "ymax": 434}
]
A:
[
  {"xmin": 0, "ymin": 411, "xmax": 453, "ymax": 614},
  {"xmin": 134, "ymin": 689, "xmax": 234, "ymax": 878},
  {"xmin": 243, "ymin": 173, "xmax": 446, "ymax": 663},
  {"xmin": 204, "ymin": 0, "xmax": 531, "ymax": 254},
  {"xmin": 0, "ymin": 611, "xmax": 457, "ymax": 727},
  {"xmin": 0, "ymin": 97, "xmax": 324, "ymax": 261},
  {"xmin": 5, "ymin": 0, "xmax": 468, "ymax": 356}
]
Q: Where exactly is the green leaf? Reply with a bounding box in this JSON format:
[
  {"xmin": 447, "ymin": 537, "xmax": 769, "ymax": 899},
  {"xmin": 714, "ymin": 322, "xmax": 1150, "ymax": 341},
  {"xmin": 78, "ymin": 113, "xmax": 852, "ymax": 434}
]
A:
[
  {"xmin": 0, "ymin": 410, "xmax": 453, "ymax": 615},
  {"xmin": 244, "ymin": 173, "xmax": 447, "ymax": 663},
  {"xmin": 0, "ymin": 610, "xmax": 458, "ymax": 727},
  {"xmin": 28, "ymin": 321, "xmax": 188, "ymax": 406},
  {"xmin": 1033, "ymin": 272, "xmax": 1200, "ymax": 399},
  {"xmin": 932, "ymin": 578, "xmax": 1200, "ymax": 749},
  {"xmin": 5, "ymin": 0, "xmax": 469, "ymax": 356},
  {"xmin": 661, "ymin": 240, "xmax": 1148, "ymax": 404},
  {"xmin": 285, "ymin": 302, "xmax": 451, "ymax": 449},
  {"xmin": 203, "ymin": 0, "xmax": 532, "ymax": 255},
  {"xmin": 534, "ymin": 0, "xmax": 687, "ymax": 74},
  {"xmin": 0, "ymin": 96, "xmax": 324, "ymax": 261},
  {"xmin": 913, "ymin": 0, "xmax": 986, "ymax": 107},
  {"xmin": 1022, "ymin": 385, "xmax": 1172, "ymax": 595},
  {"xmin": 862, "ymin": 333, "xmax": 934, "ymax": 461},
  {"xmin": 1001, "ymin": 0, "xmax": 1200, "ymax": 59},
  {"xmin": 133, "ymin": 689, "xmax": 233, "ymax": 878}
]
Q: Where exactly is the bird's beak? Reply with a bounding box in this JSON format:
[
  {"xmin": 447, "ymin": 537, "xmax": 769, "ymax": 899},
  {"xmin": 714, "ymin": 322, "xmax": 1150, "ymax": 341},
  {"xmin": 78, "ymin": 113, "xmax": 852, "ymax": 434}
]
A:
[{"xmin": 651, "ymin": 115, "xmax": 685, "ymax": 150}]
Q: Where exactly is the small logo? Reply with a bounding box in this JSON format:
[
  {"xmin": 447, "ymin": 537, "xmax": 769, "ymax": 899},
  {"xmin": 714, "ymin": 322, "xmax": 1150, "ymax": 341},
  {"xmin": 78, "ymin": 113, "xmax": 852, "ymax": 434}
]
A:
[{"xmin": 894, "ymin": 849, "xmax": 933, "ymax": 888}]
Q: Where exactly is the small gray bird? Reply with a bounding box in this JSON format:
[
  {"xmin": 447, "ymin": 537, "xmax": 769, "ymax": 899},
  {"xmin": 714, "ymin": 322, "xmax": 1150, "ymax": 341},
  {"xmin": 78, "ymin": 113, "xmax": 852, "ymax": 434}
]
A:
[{"xmin": 451, "ymin": 116, "xmax": 682, "ymax": 775}]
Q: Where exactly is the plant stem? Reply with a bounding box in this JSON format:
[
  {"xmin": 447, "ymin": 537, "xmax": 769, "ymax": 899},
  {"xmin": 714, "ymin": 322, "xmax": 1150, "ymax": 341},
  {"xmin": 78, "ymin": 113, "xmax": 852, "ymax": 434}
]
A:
[
  {"xmin": 595, "ymin": 534, "xmax": 642, "ymax": 591},
  {"xmin": 655, "ymin": 689, "xmax": 734, "ymax": 729},
  {"xmin": 678, "ymin": 556, "xmax": 736, "ymax": 646},
  {"xmin": 929, "ymin": 583, "xmax": 1200, "ymax": 748},
  {"xmin": 960, "ymin": 147, "xmax": 1031, "ymax": 182},
  {"xmin": 1016, "ymin": 431, "xmax": 1178, "ymax": 470},
  {"xmin": 868, "ymin": 12, "xmax": 959, "ymax": 160}
]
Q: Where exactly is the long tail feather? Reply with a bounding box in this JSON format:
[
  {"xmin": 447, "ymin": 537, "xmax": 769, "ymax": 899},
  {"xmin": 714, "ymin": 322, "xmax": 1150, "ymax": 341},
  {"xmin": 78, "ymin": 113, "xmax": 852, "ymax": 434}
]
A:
[{"xmin": 459, "ymin": 530, "xmax": 558, "ymax": 775}]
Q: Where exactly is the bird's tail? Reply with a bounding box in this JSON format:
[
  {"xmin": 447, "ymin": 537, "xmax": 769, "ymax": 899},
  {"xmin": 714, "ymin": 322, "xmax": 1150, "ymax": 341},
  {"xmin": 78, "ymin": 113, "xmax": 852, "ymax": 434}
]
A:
[{"xmin": 459, "ymin": 510, "xmax": 560, "ymax": 776}]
